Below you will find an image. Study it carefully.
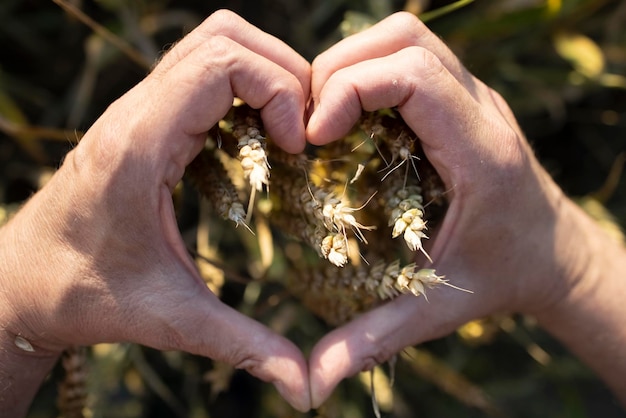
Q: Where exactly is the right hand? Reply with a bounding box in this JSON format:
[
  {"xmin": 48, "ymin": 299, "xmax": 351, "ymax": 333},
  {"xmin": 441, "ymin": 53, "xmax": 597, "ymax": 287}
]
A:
[{"xmin": 305, "ymin": 11, "xmax": 595, "ymax": 408}]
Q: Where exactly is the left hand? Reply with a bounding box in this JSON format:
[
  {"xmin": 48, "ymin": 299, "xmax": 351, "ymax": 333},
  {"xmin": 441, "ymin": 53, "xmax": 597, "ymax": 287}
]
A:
[{"xmin": 0, "ymin": 10, "xmax": 311, "ymax": 412}]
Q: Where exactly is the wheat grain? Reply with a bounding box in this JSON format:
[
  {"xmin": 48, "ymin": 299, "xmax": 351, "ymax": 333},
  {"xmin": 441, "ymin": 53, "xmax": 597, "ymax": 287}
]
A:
[
  {"xmin": 185, "ymin": 104, "xmax": 465, "ymax": 326},
  {"xmin": 186, "ymin": 147, "xmax": 248, "ymax": 229}
]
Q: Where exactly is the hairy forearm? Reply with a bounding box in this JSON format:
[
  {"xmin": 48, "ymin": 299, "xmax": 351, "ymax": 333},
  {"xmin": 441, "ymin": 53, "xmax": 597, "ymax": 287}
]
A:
[{"xmin": 534, "ymin": 197, "xmax": 626, "ymax": 406}]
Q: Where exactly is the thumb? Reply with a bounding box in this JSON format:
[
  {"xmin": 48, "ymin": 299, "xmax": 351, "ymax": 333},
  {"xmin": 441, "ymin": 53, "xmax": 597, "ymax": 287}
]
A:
[
  {"xmin": 203, "ymin": 298, "xmax": 311, "ymax": 412},
  {"xmin": 139, "ymin": 283, "xmax": 311, "ymax": 412},
  {"xmin": 308, "ymin": 287, "xmax": 475, "ymax": 408}
]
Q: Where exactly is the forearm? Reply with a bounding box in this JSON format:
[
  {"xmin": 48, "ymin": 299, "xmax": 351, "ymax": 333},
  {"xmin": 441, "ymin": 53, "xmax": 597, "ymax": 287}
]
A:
[
  {"xmin": 0, "ymin": 210, "xmax": 63, "ymax": 416},
  {"xmin": 0, "ymin": 331, "xmax": 59, "ymax": 417},
  {"xmin": 534, "ymin": 197, "xmax": 626, "ymax": 406}
]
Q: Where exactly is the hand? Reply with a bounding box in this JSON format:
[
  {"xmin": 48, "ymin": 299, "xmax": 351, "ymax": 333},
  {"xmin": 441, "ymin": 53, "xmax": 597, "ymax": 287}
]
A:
[
  {"xmin": 0, "ymin": 10, "xmax": 311, "ymax": 412},
  {"xmin": 306, "ymin": 11, "xmax": 607, "ymax": 407}
]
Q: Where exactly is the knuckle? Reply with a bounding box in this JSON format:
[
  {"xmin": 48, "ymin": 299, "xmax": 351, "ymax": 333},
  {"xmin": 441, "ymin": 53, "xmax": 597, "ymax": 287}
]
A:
[
  {"xmin": 153, "ymin": 9, "xmax": 244, "ymax": 74},
  {"xmin": 401, "ymin": 46, "xmax": 446, "ymax": 85},
  {"xmin": 389, "ymin": 10, "xmax": 423, "ymax": 31},
  {"xmin": 252, "ymin": 72, "xmax": 303, "ymax": 111},
  {"xmin": 203, "ymin": 34, "xmax": 236, "ymax": 59},
  {"xmin": 354, "ymin": 329, "xmax": 399, "ymax": 371},
  {"xmin": 415, "ymin": 46, "xmax": 446, "ymax": 76},
  {"xmin": 234, "ymin": 355, "xmax": 264, "ymax": 374},
  {"xmin": 230, "ymin": 346, "xmax": 274, "ymax": 382},
  {"xmin": 361, "ymin": 342, "xmax": 396, "ymax": 371},
  {"xmin": 193, "ymin": 35, "xmax": 238, "ymax": 71},
  {"xmin": 205, "ymin": 9, "xmax": 244, "ymax": 33},
  {"xmin": 273, "ymin": 73, "xmax": 300, "ymax": 93},
  {"xmin": 388, "ymin": 11, "xmax": 428, "ymax": 43}
]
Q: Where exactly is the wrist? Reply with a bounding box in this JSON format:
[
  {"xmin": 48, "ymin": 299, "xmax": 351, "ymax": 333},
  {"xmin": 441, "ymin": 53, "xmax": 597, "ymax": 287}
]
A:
[
  {"xmin": 529, "ymin": 194, "xmax": 621, "ymax": 317},
  {"xmin": 0, "ymin": 177, "xmax": 76, "ymax": 354},
  {"xmin": 0, "ymin": 327, "xmax": 60, "ymax": 417},
  {"xmin": 531, "ymin": 194, "xmax": 626, "ymax": 405},
  {"xmin": 503, "ymin": 160, "xmax": 612, "ymax": 316},
  {"xmin": 0, "ymin": 202, "xmax": 67, "ymax": 415},
  {"xmin": 0, "ymin": 276, "xmax": 61, "ymax": 416}
]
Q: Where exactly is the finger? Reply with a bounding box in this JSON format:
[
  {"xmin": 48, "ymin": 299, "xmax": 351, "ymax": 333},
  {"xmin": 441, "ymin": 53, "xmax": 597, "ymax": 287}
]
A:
[
  {"xmin": 111, "ymin": 33, "xmax": 308, "ymax": 185},
  {"xmin": 309, "ymin": 286, "xmax": 479, "ymax": 408},
  {"xmin": 309, "ymin": 49, "xmax": 530, "ymax": 220},
  {"xmin": 149, "ymin": 193, "xmax": 310, "ymax": 411},
  {"xmin": 155, "ymin": 9, "xmax": 310, "ymax": 100},
  {"xmin": 308, "ymin": 47, "xmax": 473, "ymax": 144},
  {"xmin": 311, "ymin": 12, "xmax": 486, "ymax": 107},
  {"xmin": 184, "ymin": 290, "xmax": 311, "ymax": 411},
  {"xmin": 307, "ymin": 47, "xmax": 489, "ymax": 173},
  {"xmin": 104, "ymin": 198, "xmax": 312, "ymax": 415},
  {"xmin": 159, "ymin": 179, "xmax": 309, "ymax": 411},
  {"xmin": 127, "ymin": 281, "xmax": 310, "ymax": 411},
  {"xmin": 38, "ymin": 164, "xmax": 311, "ymax": 410},
  {"xmin": 309, "ymin": 12, "xmax": 523, "ymax": 134},
  {"xmin": 165, "ymin": 35, "xmax": 307, "ymax": 152}
]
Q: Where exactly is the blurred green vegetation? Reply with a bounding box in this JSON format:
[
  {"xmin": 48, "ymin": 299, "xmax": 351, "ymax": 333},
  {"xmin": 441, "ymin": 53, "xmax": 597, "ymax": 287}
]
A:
[{"xmin": 1, "ymin": 1, "xmax": 625, "ymax": 417}]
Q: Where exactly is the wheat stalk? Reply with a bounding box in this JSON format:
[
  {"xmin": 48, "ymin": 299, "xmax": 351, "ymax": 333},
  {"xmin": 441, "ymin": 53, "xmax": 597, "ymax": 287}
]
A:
[{"xmin": 186, "ymin": 104, "xmax": 466, "ymax": 326}]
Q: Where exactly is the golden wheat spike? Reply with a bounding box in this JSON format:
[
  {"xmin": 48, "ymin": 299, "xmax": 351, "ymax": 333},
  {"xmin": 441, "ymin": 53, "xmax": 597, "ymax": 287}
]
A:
[
  {"xmin": 286, "ymin": 258, "xmax": 456, "ymax": 326},
  {"xmin": 186, "ymin": 105, "xmax": 465, "ymax": 326},
  {"xmin": 185, "ymin": 147, "xmax": 249, "ymax": 229},
  {"xmin": 228, "ymin": 105, "xmax": 270, "ymax": 193},
  {"xmin": 379, "ymin": 169, "xmax": 431, "ymax": 260},
  {"xmin": 269, "ymin": 163, "xmax": 376, "ymax": 266},
  {"xmin": 266, "ymin": 140, "xmax": 310, "ymax": 172},
  {"xmin": 57, "ymin": 345, "xmax": 89, "ymax": 418},
  {"xmin": 268, "ymin": 207, "xmax": 326, "ymax": 257}
]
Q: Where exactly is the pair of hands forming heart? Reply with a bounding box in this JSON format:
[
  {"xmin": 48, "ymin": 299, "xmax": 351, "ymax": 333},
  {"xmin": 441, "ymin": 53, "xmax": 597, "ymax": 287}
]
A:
[{"xmin": 2, "ymin": 9, "xmax": 626, "ymax": 415}]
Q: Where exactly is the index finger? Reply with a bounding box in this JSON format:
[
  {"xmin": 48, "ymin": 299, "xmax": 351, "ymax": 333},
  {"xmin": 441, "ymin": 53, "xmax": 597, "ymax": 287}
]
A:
[
  {"xmin": 311, "ymin": 12, "xmax": 482, "ymax": 105},
  {"xmin": 155, "ymin": 9, "xmax": 311, "ymax": 99}
]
